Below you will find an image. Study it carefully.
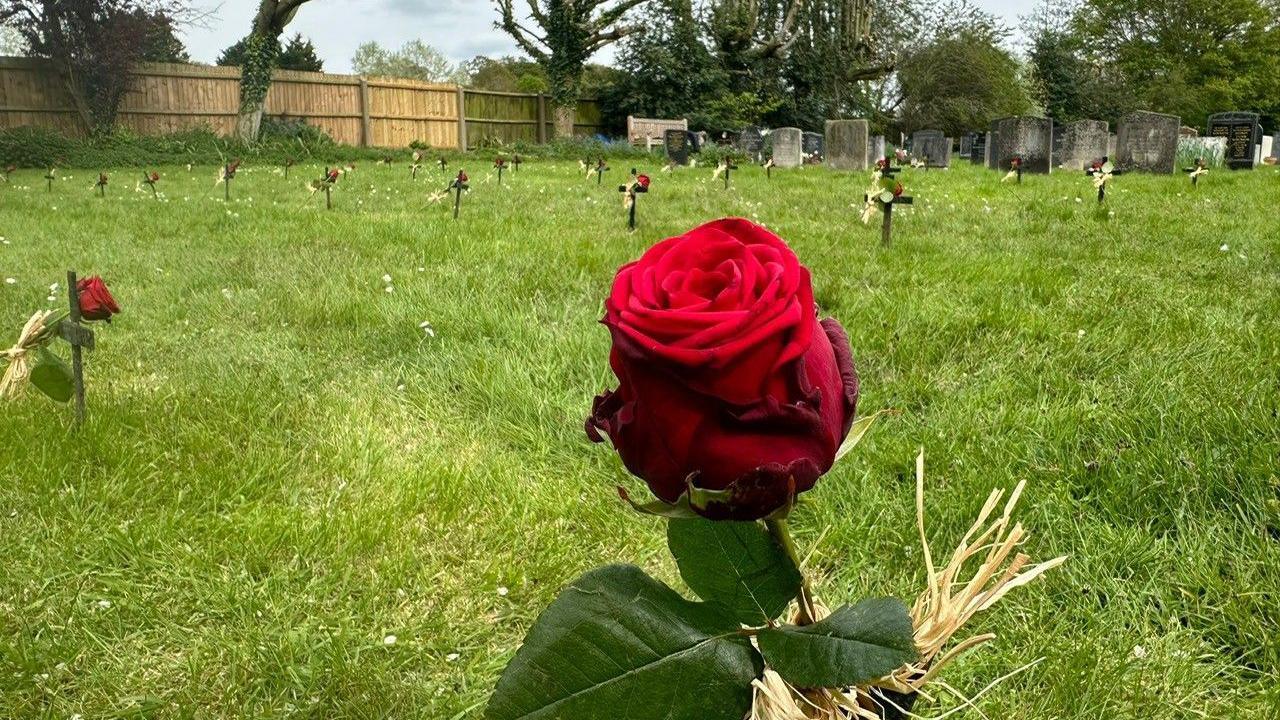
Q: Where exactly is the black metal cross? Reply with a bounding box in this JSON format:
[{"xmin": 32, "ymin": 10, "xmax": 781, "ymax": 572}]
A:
[
  {"xmin": 46, "ymin": 167, "xmax": 55, "ymax": 192},
  {"xmin": 451, "ymin": 170, "xmax": 468, "ymax": 219},
  {"xmin": 1183, "ymin": 158, "xmax": 1207, "ymax": 187},
  {"xmin": 618, "ymin": 169, "xmax": 647, "ymax": 230},
  {"xmin": 95, "ymin": 173, "xmax": 107, "ymax": 197},
  {"xmin": 722, "ymin": 160, "xmax": 738, "ymax": 190},
  {"xmin": 596, "ymin": 158, "xmax": 609, "ymax": 185},
  {"xmin": 512, "ymin": 155, "xmax": 522, "ymax": 173},
  {"xmin": 495, "ymin": 158, "xmax": 506, "ymax": 186},
  {"xmin": 61, "ymin": 270, "xmax": 95, "ymax": 426},
  {"xmin": 284, "ymin": 158, "xmax": 294, "ymax": 179},
  {"xmin": 865, "ymin": 191, "xmax": 913, "ymax": 247}
]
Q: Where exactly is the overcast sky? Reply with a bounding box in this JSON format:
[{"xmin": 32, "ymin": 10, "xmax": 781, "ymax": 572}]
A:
[{"xmin": 179, "ymin": 0, "xmax": 1039, "ymax": 73}]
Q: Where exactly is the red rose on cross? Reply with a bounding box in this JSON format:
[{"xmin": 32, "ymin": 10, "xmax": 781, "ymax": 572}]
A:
[
  {"xmin": 635, "ymin": 174, "xmax": 650, "ymax": 190},
  {"xmin": 76, "ymin": 276, "xmax": 120, "ymax": 322}
]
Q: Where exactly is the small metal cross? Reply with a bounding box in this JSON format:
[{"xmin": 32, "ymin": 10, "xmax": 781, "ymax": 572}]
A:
[{"xmin": 61, "ymin": 270, "xmax": 95, "ymax": 426}]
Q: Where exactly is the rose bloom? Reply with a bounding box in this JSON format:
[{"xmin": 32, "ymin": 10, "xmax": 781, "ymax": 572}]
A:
[
  {"xmin": 635, "ymin": 174, "xmax": 650, "ymax": 190},
  {"xmin": 587, "ymin": 218, "xmax": 859, "ymax": 520},
  {"xmin": 148, "ymin": 172, "xmax": 160, "ymax": 183},
  {"xmin": 458, "ymin": 171, "xmax": 469, "ymax": 183},
  {"xmin": 77, "ymin": 276, "xmax": 120, "ymax": 322}
]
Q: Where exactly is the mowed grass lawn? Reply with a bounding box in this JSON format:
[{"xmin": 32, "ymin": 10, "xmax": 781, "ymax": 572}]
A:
[{"xmin": 1, "ymin": 158, "xmax": 1278, "ymax": 719}]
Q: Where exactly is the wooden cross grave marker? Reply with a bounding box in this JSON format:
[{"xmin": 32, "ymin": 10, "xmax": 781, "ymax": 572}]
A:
[
  {"xmin": 618, "ymin": 169, "xmax": 648, "ymax": 231},
  {"xmin": 596, "ymin": 158, "xmax": 609, "ymax": 185},
  {"xmin": 61, "ymin": 270, "xmax": 96, "ymax": 426},
  {"xmin": 1183, "ymin": 158, "xmax": 1208, "ymax": 187}
]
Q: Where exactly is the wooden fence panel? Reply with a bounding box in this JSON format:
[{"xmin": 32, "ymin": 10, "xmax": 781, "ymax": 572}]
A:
[
  {"xmin": 464, "ymin": 89, "xmax": 540, "ymax": 147},
  {"xmin": 265, "ymin": 69, "xmax": 363, "ymax": 145},
  {"xmin": 0, "ymin": 58, "xmax": 85, "ymax": 137},
  {"xmin": 117, "ymin": 62, "xmax": 239, "ymax": 136},
  {"xmin": 0, "ymin": 57, "xmax": 613, "ymax": 150},
  {"xmin": 367, "ymin": 77, "xmax": 458, "ymax": 149}
]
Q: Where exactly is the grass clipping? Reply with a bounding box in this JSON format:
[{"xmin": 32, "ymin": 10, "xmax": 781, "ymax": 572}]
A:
[{"xmin": 753, "ymin": 450, "xmax": 1068, "ymax": 720}]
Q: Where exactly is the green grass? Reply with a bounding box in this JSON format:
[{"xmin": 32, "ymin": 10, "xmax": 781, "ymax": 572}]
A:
[{"xmin": 1, "ymin": 159, "xmax": 1278, "ymax": 719}]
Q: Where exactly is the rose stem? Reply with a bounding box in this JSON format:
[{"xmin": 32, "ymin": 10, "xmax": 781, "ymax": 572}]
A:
[{"xmin": 765, "ymin": 517, "xmax": 816, "ymax": 626}]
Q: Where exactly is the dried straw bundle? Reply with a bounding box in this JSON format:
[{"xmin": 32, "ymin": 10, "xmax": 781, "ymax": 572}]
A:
[
  {"xmin": 753, "ymin": 450, "xmax": 1068, "ymax": 720},
  {"xmin": 1, "ymin": 310, "xmax": 60, "ymax": 398}
]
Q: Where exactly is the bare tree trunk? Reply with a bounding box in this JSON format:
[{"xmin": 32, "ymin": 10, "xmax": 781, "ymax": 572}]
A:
[
  {"xmin": 554, "ymin": 105, "xmax": 576, "ymax": 138},
  {"xmin": 236, "ymin": 103, "xmax": 265, "ymax": 142}
]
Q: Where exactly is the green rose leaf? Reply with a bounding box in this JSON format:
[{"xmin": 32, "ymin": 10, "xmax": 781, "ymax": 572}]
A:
[
  {"xmin": 667, "ymin": 517, "xmax": 801, "ymax": 626},
  {"xmin": 486, "ymin": 564, "xmax": 762, "ymax": 720},
  {"xmin": 30, "ymin": 347, "xmax": 73, "ymax": 403},
  {"xmin": 756, "ymin": 598, "xmax": 917, "ymax": 688}
]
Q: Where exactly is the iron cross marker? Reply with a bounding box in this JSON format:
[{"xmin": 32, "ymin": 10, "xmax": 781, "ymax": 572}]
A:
[
  {"xmin": 142, "ymin": 171, "xmax": 159, "ymax": 199},
  {"xmin": 618, "ymin": 169, "xmax": 649, "ymax": 231},
  {"xmin": 864, "ymin": 188, "xmax": 912, "ymax": 248},
  {"xmin": 451, "ymin": 170, "xmax": 469, "ymax": 219},
  {"xmin": 62, "ymin": 270, "xmax": 95, "ymax": 426},
  {"xmin": 721, "ymin": 160, "xmax": 738, "ymax": 190},
  {"xmin": 284, "ymin": 158, "xmax": 294, "ymax": 179},
  {"xmin": 512, "ymin": 155, "xmax": 522, "ymax": 173},
  {"xmin": 1183, "ymin": 158, "xmax": 1207, "ymax": 186},
  {"xmin": 1086, "ymin": 158, "xmax": 1121, "ymax": 203},
  {"xmin": 495, "ymin": 157, "xmax": 506, "ymax": 186},
  {"xmin": 95, "ymin": 173, "xmax": 108, "ymax": 197},
  {"xmin": 596, "ymin": 158, "xmax": 609, "ymax": 185}
]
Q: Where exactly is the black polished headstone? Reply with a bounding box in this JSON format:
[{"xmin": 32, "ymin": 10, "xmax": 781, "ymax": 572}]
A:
[
  {"xmin": 1207, "ymin": 112, "xmax": 1262, "ymax": 170},
  {"xmin": 665, "ymin": 129, "xmax": 690, "ymax": 166},
  {"xmin": 969, "ymin": 132, "xmax": 986, "ymax": 165},
  {"xmin": 802, "ymin": 132, "xmax": 824, "ymax": 162}
]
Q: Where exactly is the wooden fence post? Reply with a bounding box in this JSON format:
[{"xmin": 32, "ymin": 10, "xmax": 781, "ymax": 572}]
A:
[
  {"xmin": 358, "ymin": 77, "xmax": 372, "ymax": 148},
  {"xmin": 536, "ymin": 93, "xmax": 546, "ymax": 144},
  {"xmin": 456, "ymin": 86, "xmax": 467, "ymax": 151}
]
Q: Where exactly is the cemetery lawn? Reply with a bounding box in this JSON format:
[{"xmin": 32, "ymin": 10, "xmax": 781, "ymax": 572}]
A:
[{"xmin": 1, "ymin": 160, "xmax": 1278, "ymax": 719}]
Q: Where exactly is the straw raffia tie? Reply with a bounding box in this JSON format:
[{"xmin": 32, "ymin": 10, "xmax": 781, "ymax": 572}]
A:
[
  {"xmin": 1, "ymin": 310, "xmax": 59, "ymax": 399},
  {"xmin": 752, "ymin": 450, "xmax": 1068, "ymax": 720}
]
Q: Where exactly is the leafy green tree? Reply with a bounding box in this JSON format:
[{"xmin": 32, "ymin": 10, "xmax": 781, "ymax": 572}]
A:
[
  {"xmin": 351, "ymin": 39, "xmax": 461, "ymax": 82},
  {"xmin": 1, "ymin": 0, "xmax": 192, "ymax": 133},
  {"xmin": 896, "ymin": 30, "xmax": 1035, "ymax": 136},
  {"xmin": 278, "ymin": 32, "xmax": 321, "ymax": 71},
  {"xmin": 219, "ymin": 33, "xmax": 321, "ymax": 71},
  {"xmin": 606, "ymin": 0, "xmax": 723, "ymax": 124},
  {"xmin": 463, "ymin": 55, "xmax": 546, "ymax": 92},
  {"xmin": 494, "ymin": 0, "xmax": 651, "ymax": 137},
  {"xmin": 1071, "ymin": 0, "xmax": 1280, "ymax": 126}
]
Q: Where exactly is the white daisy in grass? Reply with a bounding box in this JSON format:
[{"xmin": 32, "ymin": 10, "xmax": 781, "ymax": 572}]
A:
[
  {"xmin": 383, "ymin": 635, "xmax": 397, "ymax": 646},
  {"xmin": 497, "ymin": 586, "xmax": 509, "ymax": 597},
  {"xmin": 381, "ymin": 274, "xmax": 392, "ymax": 283},
  {"xmin": 445, "ymin": 652, "xmax": 460, "ymax": 662},
  {"xmin": 384, "ymin": 286, "xmax": 394, "ymax": 294},
  {"xmin": 4, "ymin": 278, "xmax": 15, "ymax": 285},
  {"xmin": 419, "ymin": 321, "xmax": 435, "ymax": 337}
]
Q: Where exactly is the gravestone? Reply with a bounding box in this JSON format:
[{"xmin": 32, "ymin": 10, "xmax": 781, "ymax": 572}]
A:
[
  {"xmin": 1207, "ymin": 112, "xmax": 1262, "ymax": 170},
  {"xmin": 802, "ymin": 132, "xmax": 825, "ymax": 162},
  {"xmin": 1051, "ymin": 125, "xmax": 1065, "ymax": 162},
  {"xmin": 911, "ymin": 130, "xmax": 950, "ymax": 167},
  {"xmin": 1058, "ymin": 120, "xmax": 1109, "ymax": 170},
  {"xmin": 969, "ymin": 132, "xmax": 987, "ymax": 165},
  {"xmin": 824, "ymin": 120, "xmax": 869, "ymax": 170},
  {"xmin": 1272, "ymin": 130, "xmax": 1280, "ymax": 160},
  {"xmin": 959, "ymin": 133, "xmax": 974, "ymax": 158},
  {"xmin": 988, "ymin": 117, "xmax": 1053, "ymax": 173},
  {"xmin": 1115, "ymin": 111, "xmax": 1180, "ymax": 173},
  {"xmin": 772, "ymin": 128, "xmax": 804, "ymax": 168},
  {"xmin": 738, "ymin": 127, "xmax": 765, "ymax": 161},
  {"xmin": 869, "ymin": 136, "xmax": 886, "ymax": 166},
  {"xmin": 665, "ymin": 129, "xmax": 690, "ymax": 166}
]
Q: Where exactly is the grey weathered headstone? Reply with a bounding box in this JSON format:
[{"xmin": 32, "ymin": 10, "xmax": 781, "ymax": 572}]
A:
[
  {"xmin": 824, "ymin": 120, "xmax": 869, "ymax": 170},
  {"xmin": 772, "ymin": 127, "xmax": 803, "ymax": 168},
  {"xmin": 988, "ymin": 117, "xmax": 1053, "ymax": 173},
  {"xmin": 1051, "ymin": 125, "xmax": 1064, "ymax": 162},
  {"xmin": 969, "ymin": 132, "xmax": 987, "ymax": 165},
  {"xmin": 912, "ymin": 129, "xmax": 950, "ymax": 167},
  {"xmin": 1115, "ymin": 111, "xmax": 1180, "ymax": 174},
  {"xmin": 665, "ymin": 129, "xmax": 690, "ymax": 166},
  {"xmin": 1057, "ymin": 120, "xmax": 1109, "ymax": 171},
  {"xmin": 802, "ymin": 132, "xmax": 824, "ymax": 162},
  {"xmin": 1271, "ymin": 130, "xmax": 1280, "ymax": 160},
  {"xmin": 1207, "ymin": 112, "xmax": 1262, "ymax": 170},
  {"xmin": 738, "ymin": 126, "xmax": 765, "ymax": 161},
  {"xmin": 869, "ymin": 136, "xmax": 885, "ymax": 166},
  {"xmin": 959, "ymin": 133, "xmax": 974, "ymax": 158}
]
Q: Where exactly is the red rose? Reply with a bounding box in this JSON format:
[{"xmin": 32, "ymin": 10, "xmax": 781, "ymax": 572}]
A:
[
  {"xmin": 892, "ymin": 181, "xmax": 904, "ymax": 197},
  {"xmin": 76, "ymin": 276, "xmax": 120, "ymax": 322},
  {"xmin": 148, "ymin": 172, "xmax": 160, "ymax": 183},
  {"xmin": 586, "ymin": 218, "xmax": 859, "ymax": 520},
  {"xmin": 635, "ymin": 174, "xmax": 650, "ymax": 190},
  {"xmin": 458, "ymin": 171, "xmax": 469, "ymax": 183}
]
